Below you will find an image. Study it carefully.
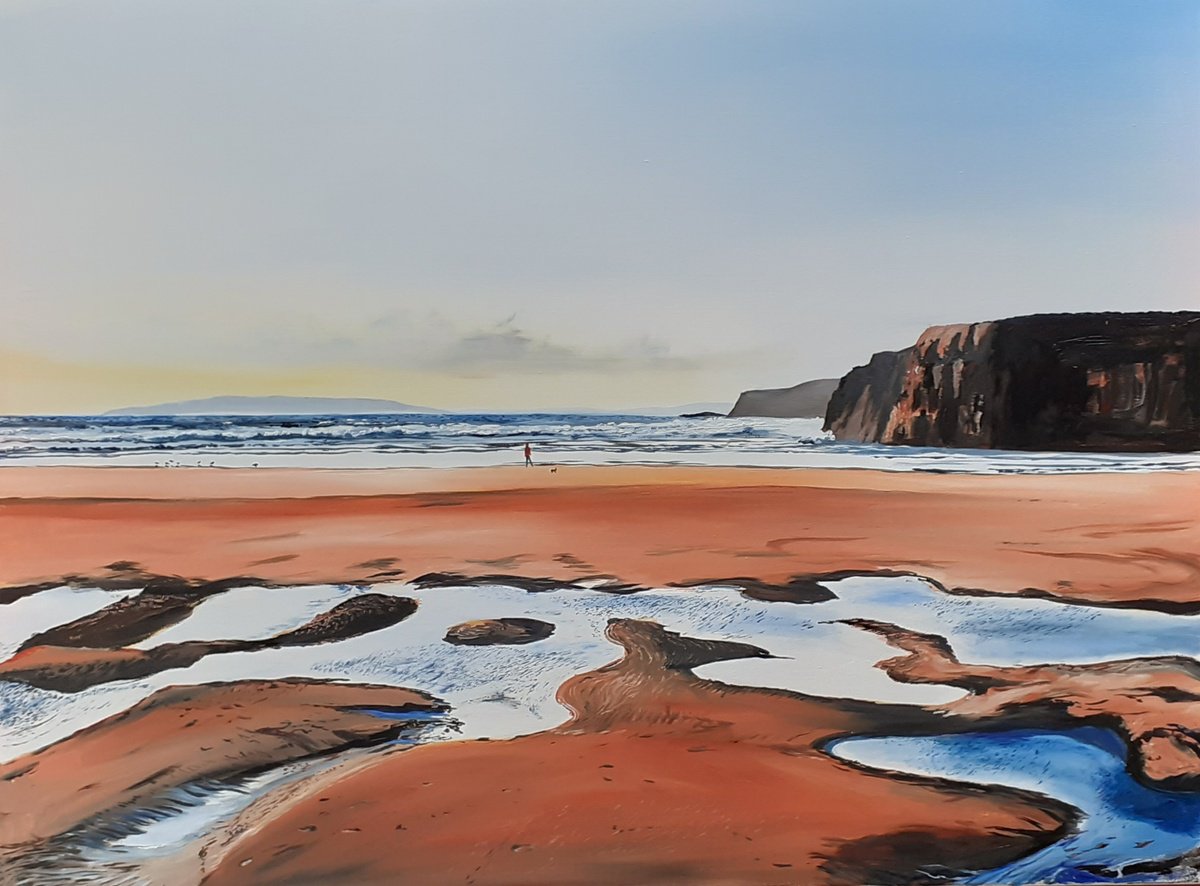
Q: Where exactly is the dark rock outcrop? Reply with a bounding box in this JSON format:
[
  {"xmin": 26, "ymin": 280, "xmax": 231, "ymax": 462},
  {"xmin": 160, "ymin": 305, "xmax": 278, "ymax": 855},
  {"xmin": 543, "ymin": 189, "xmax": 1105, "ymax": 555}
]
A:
[
  {"xmin": 824, "ymin": 312, "xmax": 1200, "ymax": 451},
  {"xmin": 728, "ymin": 378, "xmax": 840, "ymax": 419},
  {"xmin": 17, "ymin": 577, "xmax": 260, "ymax": 651},
  {"xmin": 0, "ymin": 594, "xmax": 417, "ymax": 692},
  {"xmin": 443, "ymin": 617, "xmax": 555, "ymax": 646},
  {"xmin": 268, "ymin": 593, "xmax": 417, "ymax": 647}
]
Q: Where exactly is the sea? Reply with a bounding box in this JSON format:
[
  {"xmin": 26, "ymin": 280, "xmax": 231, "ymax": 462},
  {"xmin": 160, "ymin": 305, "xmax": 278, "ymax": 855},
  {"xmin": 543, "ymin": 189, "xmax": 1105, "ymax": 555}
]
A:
[{"xmin": 1, "ymin": 413, "xmax": 1198, "ymax": 473}]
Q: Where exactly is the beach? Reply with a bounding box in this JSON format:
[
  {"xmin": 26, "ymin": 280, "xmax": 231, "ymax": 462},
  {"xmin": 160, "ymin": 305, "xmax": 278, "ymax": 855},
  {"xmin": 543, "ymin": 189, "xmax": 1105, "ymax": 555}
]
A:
[
  {"xmin": 2, "ymin": 463, "xmax": 1199, "ymax": 884},
  {"xmin": 7, "ymin": 1, "xmax": 1197, "ymax": 879},
  {"xmin": 3, "ymin": 464, "xmax": 1198, "ymax": 609}
]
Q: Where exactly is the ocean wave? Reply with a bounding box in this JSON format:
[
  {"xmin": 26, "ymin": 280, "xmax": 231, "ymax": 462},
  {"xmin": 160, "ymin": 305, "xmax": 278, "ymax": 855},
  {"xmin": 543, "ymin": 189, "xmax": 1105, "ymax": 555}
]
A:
[{"xmin": 1, "ymin": 414, "xmax": 1197, "ymax": 473}]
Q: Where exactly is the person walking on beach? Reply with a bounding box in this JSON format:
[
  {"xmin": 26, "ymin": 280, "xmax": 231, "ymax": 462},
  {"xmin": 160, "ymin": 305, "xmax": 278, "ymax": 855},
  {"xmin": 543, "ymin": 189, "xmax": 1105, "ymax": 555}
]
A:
[{"xmin": 524, "ymin": 442, "xmax": 533, "ymax": 467}]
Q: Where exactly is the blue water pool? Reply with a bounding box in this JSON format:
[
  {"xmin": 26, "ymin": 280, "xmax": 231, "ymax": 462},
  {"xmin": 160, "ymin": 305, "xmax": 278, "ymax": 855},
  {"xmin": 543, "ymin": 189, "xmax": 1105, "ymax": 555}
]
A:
[{"xmin": 828, "ymin": 727, "xmax": 1200, "ymax": 884}]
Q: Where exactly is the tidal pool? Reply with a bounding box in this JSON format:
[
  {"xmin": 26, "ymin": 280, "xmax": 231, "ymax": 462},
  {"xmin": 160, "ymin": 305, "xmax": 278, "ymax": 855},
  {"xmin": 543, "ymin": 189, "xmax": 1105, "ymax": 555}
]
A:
[{"xmin": 829, "ymin": 727, "xmax": 1200, "ymax": 884}]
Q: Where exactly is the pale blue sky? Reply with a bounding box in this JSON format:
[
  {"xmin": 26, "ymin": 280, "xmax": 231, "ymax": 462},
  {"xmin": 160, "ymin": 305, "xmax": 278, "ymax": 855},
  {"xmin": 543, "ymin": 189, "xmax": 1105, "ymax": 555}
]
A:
[{"xmin": 2, "ymin": 0, "xmax": 1197, "ymax": 411}]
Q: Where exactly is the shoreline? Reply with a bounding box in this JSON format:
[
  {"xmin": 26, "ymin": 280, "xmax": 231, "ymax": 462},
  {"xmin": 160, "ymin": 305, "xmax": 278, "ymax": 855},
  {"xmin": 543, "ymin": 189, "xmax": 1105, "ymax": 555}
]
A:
[
  {"xmin": 2, "ymin": 465, "xmax": 1197, "ymax": 610},
  {"xmin": 5, "ymin": 461, "xmax": 1195, "ymax": 497}
]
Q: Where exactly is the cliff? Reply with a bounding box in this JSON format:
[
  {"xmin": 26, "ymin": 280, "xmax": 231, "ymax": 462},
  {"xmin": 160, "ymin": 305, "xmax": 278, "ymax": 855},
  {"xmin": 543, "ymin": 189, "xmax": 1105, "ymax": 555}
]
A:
[
  {"xmin": 824, "ymin": 312, "xmax": 1200, "ymax": 452},
  {"xmin": 728, "ymin": 378, "xmax": 840, "ymax": 418}
]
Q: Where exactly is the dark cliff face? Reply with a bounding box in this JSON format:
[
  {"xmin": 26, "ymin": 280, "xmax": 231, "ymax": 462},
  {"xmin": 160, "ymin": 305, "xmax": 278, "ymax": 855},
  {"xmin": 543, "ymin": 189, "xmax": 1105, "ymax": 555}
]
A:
[
  {"xmin": 990, "ymin": 313, "xmax": 1200, "ymax": 451},
  {"xmin": 824, "ymin": 312, "xmax": 1200, "ymax": 452},
  {"xmin": 823, "ymin": 350, "xmax": 912, "ymax": 442}
]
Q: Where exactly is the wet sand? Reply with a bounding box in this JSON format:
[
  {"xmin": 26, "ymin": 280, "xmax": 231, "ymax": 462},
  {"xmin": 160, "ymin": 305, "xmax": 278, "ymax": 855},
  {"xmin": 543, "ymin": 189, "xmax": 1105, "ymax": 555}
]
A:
[
  {"xmin": 199, "ymin": 620, "xmax": 1071, "ymax": 886},
  {"xmin": 2, "ymin": 465, "xmax": 1197, "ymax": 610},
  {"xmin": 845, "ymin": 619, "xmax": 1200, "ymax": 788},
  {"xmin": 0, "ymin": 678, "xmax": 446, "ymax": 852},
  {"xmin": 2, "ymin": 464, "xmax": 1197, "ymax": 883}
]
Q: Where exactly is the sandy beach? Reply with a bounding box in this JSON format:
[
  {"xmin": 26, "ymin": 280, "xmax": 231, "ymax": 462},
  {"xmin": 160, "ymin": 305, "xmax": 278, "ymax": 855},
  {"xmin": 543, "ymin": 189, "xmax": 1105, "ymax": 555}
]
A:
[
  {"xmin": 2, "ymin": 465, "xmax": 1198, "ymax": 610},
  {"xmin": 2, "ymin": 463, "xmax": 1198, "ymax": 884},
  {"xmin": 6, "ymin": 2, "xmax": 1198, "ymax": 879},
  {"xmin": 198, "ymin": 620, "xmax": 1071, "ymax": 886}
]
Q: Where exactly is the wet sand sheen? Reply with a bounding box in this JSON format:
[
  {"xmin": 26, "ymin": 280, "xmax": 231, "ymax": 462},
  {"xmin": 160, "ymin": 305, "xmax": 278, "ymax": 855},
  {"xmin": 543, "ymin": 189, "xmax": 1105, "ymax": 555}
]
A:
[
  {"xmin": 830, "ymin": 727, "xmax": 1200, "ymax": 884},
  {"xmin": 0, "ymin": 679, "xmax": 447, "ymax": 851},
  {"xmin": 1, "ymin": 588, "xmax": 1195, "ymax": 881},
  {"xmin": 198, "ymin": 620, "xmax": 1072, "ymax": 886},
  {"xmin": 2, "ymin": 464, "xmax": 1197, "ymax": 883}
]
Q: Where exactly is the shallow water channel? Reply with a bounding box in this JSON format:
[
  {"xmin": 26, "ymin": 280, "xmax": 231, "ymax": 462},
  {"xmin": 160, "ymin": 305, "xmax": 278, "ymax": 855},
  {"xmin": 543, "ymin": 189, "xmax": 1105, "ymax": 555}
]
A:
[{"xmin": 1, "ymin": 575, "xmax": 1197, "ymax": 880}]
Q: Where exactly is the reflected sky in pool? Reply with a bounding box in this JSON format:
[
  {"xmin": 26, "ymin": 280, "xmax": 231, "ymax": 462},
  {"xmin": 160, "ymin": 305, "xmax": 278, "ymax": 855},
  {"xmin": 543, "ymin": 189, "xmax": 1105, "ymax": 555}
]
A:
[{"xmin": 829, "ymin": 727, "xmax": 1200, "ymax": 884}]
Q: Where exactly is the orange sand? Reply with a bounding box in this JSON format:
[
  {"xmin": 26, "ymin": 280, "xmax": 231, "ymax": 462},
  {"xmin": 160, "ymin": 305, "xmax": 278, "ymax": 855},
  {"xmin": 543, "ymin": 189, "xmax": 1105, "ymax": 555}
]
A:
[
  {"xmin": 200, "ymin": 621, "xmax": 1068, "ymax": 885},
  {"xmin": 0, "ymin": 679, "xmax": 441, "ymax": 850},
  {"xmin": 2, "ymin": 465, "xmax": 1197, "ymax": 608}
]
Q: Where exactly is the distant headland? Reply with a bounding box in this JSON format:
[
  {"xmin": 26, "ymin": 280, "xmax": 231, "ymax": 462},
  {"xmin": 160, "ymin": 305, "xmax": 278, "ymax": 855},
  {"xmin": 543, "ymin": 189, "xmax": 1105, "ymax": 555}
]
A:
[
  {"xmin": 104, "ymin": 396, "xmax": 443, "ymax": 416},
  {"xmin": 102, "ymin": 397, "xmax": 736, "ymax": 417}
]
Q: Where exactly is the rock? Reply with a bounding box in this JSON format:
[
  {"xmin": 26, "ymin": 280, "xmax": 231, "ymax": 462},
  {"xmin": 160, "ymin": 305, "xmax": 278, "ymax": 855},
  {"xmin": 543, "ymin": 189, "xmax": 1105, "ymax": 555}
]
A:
[
  {"xmin": 824, "ymin": 312, "xmax": 1200, "ymax": 451},
  {"xmin": 269, "ymin": 593, "xmax": 417, "ymax": 647},
  {"xmin": 17, "ymin": 576, "xmax": 260, "ymax": 650},
  {"xmin": 727, "ymin": 378, "xmax": 840, "ymax": 419},
  {"xmin": 0, "ymin": 593, "xmax": 419, "ymax": 693},
  {"xmin": 443, "ymin": 618, "xmax": 555, "ymax": 646}
]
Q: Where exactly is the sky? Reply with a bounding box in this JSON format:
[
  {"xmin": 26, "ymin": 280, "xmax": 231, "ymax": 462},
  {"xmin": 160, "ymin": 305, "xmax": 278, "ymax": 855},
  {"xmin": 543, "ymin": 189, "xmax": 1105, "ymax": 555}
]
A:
[{"xmin": 1, "ymin": 0, "xmax": 1197, "ymax": 413}]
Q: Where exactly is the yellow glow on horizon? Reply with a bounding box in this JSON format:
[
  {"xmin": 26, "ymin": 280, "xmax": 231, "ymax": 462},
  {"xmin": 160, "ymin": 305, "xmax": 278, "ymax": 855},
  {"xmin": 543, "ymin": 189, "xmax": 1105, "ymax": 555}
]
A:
[{"xmin": 0, "ymin": 350, "xmax": 720, "ymax": 414}]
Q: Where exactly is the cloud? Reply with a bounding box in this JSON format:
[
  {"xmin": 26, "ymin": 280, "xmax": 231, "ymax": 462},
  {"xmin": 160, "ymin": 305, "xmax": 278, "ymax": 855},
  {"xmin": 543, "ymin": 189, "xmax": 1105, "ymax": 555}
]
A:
[
  {"xmin": 440, "ymin": 325, "xmax": 592, "ymax": 372},
  {"xmin": 186, "ymin": 309, "xmax": 709, "ymax": 379},
  {"xmin": 431, "ymin": 318, "xmax": 700, "ymax": 376}
]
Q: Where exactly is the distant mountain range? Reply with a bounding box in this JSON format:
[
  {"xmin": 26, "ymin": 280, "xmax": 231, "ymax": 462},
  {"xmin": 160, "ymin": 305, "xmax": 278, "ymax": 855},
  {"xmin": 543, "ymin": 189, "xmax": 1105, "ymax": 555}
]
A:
[{"xmin": 104, "ymin": 396, "xmax": 443, "ymax": 416}]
